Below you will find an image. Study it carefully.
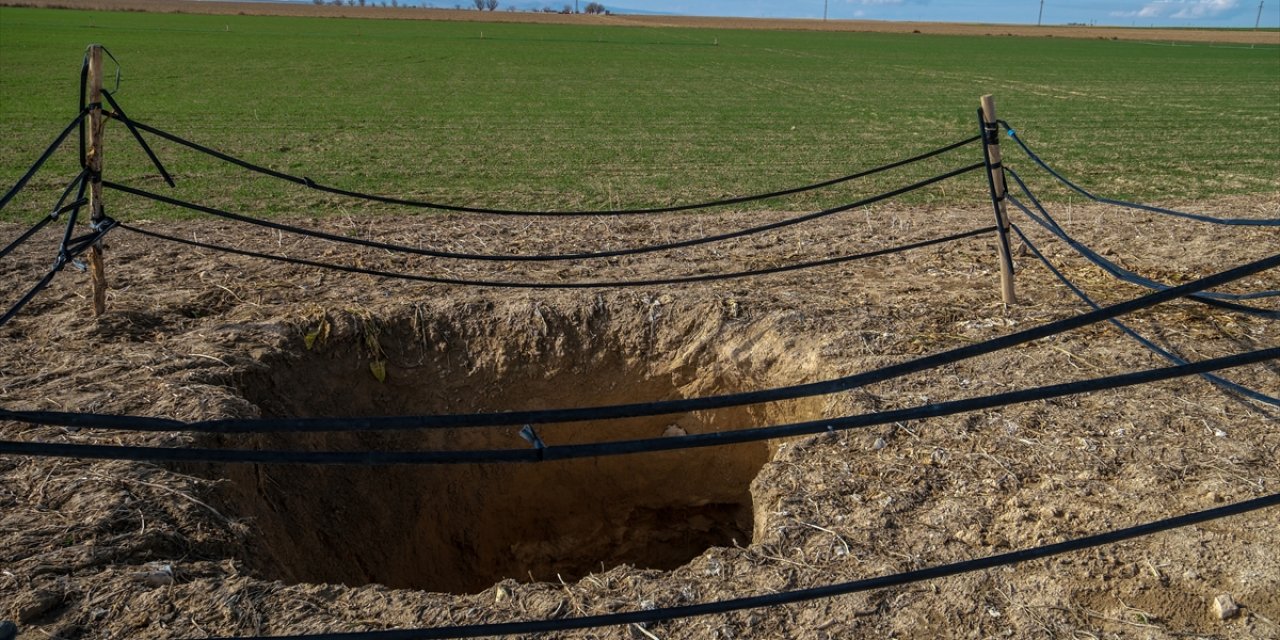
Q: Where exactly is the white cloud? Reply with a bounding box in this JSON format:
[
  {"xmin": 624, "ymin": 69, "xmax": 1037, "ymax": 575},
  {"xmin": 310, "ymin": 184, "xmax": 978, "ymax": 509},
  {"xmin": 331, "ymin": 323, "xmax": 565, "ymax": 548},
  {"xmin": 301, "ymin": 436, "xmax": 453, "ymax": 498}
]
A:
[
  {"xmin": 1172, "ymin": 0, "xmax": 1240, "ymax": 18},
  {"xmin": 1111, "ymin": 0, "xmax": 1242, "ymax": 20}
]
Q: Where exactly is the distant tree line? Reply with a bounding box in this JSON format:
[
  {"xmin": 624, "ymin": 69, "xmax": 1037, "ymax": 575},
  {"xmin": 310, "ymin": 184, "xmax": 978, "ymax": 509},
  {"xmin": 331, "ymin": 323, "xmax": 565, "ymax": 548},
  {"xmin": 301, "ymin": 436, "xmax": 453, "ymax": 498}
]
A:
[{"xmin": 309, "ymin": 0, "xmax": 608, "ymax": 13}]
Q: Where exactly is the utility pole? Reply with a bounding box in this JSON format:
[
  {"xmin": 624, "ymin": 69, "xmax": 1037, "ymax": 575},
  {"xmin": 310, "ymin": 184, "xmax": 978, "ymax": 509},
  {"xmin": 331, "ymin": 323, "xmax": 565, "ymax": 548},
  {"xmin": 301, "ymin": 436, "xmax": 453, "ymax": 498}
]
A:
[
  {"xmin": 1037, "ymin": 0, "xmax": 1045, "ymax": 26},
  {"xmin": 1257, "ymin": 1, "xmax": 1265, "ymax": 30},
  {"xmin": 823, "ymin": 0, "xmax": 828, "ymax": 21}
]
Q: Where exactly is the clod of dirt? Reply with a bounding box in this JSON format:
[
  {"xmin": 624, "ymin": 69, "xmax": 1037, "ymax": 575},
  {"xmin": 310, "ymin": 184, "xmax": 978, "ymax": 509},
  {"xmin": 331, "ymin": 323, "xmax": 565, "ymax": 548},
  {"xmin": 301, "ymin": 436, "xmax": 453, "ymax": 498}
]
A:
[{"xmin": 12, "ymin": 590, "xmax": 60, "ymax": 624}]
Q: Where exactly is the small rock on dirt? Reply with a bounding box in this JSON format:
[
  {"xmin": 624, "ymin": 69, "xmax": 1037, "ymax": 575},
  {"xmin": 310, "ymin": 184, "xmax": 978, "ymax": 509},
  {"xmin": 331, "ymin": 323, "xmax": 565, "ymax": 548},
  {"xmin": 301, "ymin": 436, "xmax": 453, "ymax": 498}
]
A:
[
  {"xmin": 136, "ymin": 563, "xmax": 175, "ymax": 587},
  {"xmin": 1212, "ymin": 594, "xmax": 1240, "ymax": 620}
]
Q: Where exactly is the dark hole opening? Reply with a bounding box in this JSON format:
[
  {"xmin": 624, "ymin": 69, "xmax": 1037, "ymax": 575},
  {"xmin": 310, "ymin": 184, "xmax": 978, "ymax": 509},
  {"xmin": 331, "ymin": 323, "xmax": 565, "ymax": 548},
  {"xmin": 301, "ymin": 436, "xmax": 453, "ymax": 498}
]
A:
[{"xmin": 189, "ymin": 307, "xmax": 814, "ymax": 594}]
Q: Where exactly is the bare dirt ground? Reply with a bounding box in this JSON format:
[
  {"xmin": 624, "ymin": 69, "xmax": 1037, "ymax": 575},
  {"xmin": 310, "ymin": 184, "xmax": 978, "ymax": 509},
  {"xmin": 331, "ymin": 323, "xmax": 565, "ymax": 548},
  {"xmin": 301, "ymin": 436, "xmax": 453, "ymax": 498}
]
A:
[
  {"xmin": 4, "ymin": 0, "xmax": 1279, "ymax": 46},
  {"xmin": 1, "ymin": 193, "xmax": 1278, "ymax": 639}
]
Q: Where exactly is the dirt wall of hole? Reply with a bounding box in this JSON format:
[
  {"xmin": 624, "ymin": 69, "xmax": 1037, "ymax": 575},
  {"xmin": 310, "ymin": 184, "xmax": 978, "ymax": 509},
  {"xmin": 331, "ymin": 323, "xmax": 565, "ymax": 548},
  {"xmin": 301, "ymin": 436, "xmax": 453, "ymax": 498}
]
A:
[{"xmin": 193, "ymin": 298, "xmax": 825, "ymax": 594}]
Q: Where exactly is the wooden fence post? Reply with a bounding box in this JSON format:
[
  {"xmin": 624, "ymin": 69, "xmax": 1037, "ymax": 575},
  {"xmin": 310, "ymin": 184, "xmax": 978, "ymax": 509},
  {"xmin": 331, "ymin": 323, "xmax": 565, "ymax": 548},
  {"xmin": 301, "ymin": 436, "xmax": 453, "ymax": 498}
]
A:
[
  {"xmin": 87, "ymin": 44, "xmax": 108, "ymax": 316},
  {"xmin": 980, "ymin": 94, "xmax": 1016, "ymax": 305}
]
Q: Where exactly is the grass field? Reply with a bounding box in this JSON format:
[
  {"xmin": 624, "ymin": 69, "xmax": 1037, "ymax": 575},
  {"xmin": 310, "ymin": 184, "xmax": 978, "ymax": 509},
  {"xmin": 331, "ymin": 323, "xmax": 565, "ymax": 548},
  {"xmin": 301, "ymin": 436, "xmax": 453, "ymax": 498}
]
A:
[{"xmin": 1, "ymin": 6, "xmax": 1278, "ymax": 221}]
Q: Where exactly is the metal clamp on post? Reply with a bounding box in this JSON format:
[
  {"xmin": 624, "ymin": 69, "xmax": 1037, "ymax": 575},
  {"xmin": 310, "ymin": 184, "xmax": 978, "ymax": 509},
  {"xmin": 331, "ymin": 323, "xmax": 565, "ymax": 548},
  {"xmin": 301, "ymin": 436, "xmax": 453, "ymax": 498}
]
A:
[
  {"xmin": 520, "ymin": 424, "xmax": 547, "ymax": 461},
  {"xmin": 90, "ymin": 215, "xmax": 116, "ymax": 233},
  {"xmin": 982, "ymin": 120, "xmax": 1001, "ymax": 147}
]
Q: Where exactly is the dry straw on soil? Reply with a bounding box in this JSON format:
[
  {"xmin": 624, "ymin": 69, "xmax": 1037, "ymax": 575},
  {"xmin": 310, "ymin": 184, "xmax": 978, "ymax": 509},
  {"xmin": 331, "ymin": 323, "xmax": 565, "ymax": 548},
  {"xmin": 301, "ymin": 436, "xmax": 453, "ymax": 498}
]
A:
[{"xmin": 1, "ymin": 194, "xmax": 1277, "ymax": 638}]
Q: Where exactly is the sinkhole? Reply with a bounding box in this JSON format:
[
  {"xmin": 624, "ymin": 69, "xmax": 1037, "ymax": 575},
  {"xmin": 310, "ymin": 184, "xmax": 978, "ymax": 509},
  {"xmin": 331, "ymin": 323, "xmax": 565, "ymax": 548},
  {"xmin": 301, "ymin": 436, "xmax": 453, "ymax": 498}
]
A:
[{"xmin": 194, "ymin": 301, "xmax": 820, "ymax": 594}]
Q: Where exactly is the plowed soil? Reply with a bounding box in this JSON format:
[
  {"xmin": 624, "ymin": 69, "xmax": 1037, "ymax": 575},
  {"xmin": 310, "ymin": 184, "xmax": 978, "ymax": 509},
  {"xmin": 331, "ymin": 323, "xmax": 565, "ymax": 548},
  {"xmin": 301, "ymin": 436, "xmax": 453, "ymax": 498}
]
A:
[
  {"xmin": 1, "ymin": 194, "xmax": 1278, "ymax": 639},
  {"xmin": 4, "ymin": 0, "xmax": 1280, "ymax": 46}
]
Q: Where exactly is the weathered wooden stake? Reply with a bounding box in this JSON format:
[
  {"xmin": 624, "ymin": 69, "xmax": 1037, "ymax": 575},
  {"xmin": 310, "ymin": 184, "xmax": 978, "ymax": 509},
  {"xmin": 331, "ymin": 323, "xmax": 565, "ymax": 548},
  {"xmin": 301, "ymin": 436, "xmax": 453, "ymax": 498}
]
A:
[
  {"xmin": 981, "ymin": 94, "xmax": 1016, "ymax": 305},
  {"xmin": 87, "ymin": 44, "xmax": 108, "ymax": 316}
]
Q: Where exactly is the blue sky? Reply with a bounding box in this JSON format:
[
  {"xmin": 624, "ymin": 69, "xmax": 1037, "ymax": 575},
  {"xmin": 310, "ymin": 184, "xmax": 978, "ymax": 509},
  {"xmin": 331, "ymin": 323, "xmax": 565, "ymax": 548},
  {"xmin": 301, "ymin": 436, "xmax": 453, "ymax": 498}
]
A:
[{"xmin": 608, "ymin": 1, "xmax": 1280, "ymax": 28}]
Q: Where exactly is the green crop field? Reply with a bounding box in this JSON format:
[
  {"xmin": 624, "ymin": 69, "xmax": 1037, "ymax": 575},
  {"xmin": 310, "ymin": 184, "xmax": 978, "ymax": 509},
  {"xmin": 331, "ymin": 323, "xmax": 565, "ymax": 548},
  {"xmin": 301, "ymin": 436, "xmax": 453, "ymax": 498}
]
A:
[{"xmin": 1, "ymin": 7, "xmax": 1277, "ymax": 221}]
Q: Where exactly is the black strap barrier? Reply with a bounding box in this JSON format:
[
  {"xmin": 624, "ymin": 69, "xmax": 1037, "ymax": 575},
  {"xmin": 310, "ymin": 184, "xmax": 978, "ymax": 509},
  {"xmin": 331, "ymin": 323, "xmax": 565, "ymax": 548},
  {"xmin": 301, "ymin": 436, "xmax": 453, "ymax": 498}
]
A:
[
  {"xmin": 180, "ymin": 492, "xmax": 1278, "ymax": 639},
  {"xmin": 117, "ymin": 223, "xmax": 992, "ymax": 289},
  {"xmin": 58, "ymin": 173, "xmax": 90, "ymax": 255},
  {"xmin": 78, "ymin": 51, "xmax": 88, "ymax": 169},
  {"xmin": 0, "ymin": 269, "xmax": 64, "ymax": 329},
  {"xmin": 105, "ymin": 163, "xmax": 985, "ymax": 263},
  {"xmin": 0, "ymin": 216, "xmax": 116, "ymax": 329},
  {"xmin": 51, "ymin": 169, "xmax": 90, "ymax": 220},
  {"xmin": 1012, "ymin": 223, "xmax": 1278, "ymax": 407},
  {"xmin": 5, "ymin": 250, "xmax": 1275, "ymax": 434},
  {"xmin": 1013, "ymin": 192, "xmax": 1274, "ymax": 317},
  {"xmin": 100, "ymin": 89, "xmax": 174, "ymax": 188},
  {"xmin": 2, "ymin": 169, "xmax": 92, "ymax": 261},
  {"xmin": 1007, "ymin": 173, "xmax": 1279, "ymax": 320},
  {"xmin": 1008, "ymin": 168, "xmax": 1278, "ymax": 302},
  {"xmin": 1, "ymin": 346, "xmax": 1275, "ymax": 465},
  {"xmin": 105, "ymin": 110, "xmax": 982, "ymax": 217},
  {"xmin": 0, "ymin": 110, "xmax": 88, "ymax": 212},
  {"xmin": 0, "ymin": 217, "xmax": 55, "ymax": 261},
  {"xmin": 998, "ymin": 121, "xmax": 1280, "ymax": 227}
]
